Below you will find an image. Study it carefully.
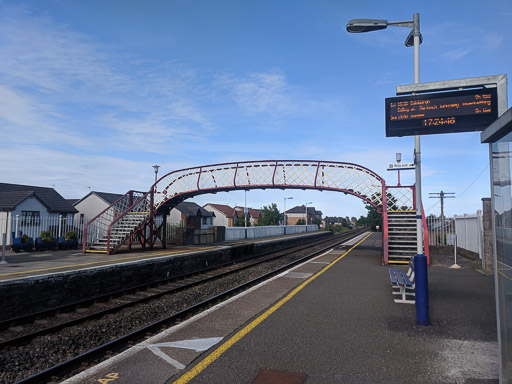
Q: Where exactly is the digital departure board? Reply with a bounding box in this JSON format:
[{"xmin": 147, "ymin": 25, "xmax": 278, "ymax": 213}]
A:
[{"xmin": 385, "ymin": 88, "xmax": 498, "ymax": 137}]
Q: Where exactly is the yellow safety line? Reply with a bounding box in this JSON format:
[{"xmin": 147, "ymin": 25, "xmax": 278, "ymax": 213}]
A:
[
  {"xmin": 498, "ymin": 270, "xmax": 512, "ymax": 281},
  {"xmin": 388, "ymin": 260, "xmax": 410, "ymax": 264},
  {"xmin": 172, "ymin": 232, "xmax": 372, "ymax": 384},
  {"xmin": 0, "ymin": 246, "xmax": 218, "ymax": 277}
]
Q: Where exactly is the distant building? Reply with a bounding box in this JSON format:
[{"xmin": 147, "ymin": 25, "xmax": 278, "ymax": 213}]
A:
[
  {"xmin": 168, "ymin": 201, "xmax": 215, "ymax": 230},
  {"xmin": 203, "ymin": 204, "xmax": 236, "ymax": 227},
  {"xmin": 73, "ymin": 191, "xmax": 123, "ymax": 223},
  {"xmin": 0, "ymin": 182, "xmax": 77, "ymax": 239},
  {"xmin": 234, "ymin": 206, "xmax": 262, "ymax": 226},
  {"xmin": 285, "ymin": 205, "xmax": 322, "ymax": 225}
]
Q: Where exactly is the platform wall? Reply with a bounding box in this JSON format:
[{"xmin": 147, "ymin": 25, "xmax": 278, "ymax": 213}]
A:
[{"xmin": 0, "ymin": 231, "xmax": 331, "ymax": 321}]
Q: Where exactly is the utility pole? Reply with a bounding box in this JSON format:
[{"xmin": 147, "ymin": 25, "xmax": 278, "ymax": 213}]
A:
[{"xmin": 429, "ymin": 191, "xmax": 455, "ymax": 218}]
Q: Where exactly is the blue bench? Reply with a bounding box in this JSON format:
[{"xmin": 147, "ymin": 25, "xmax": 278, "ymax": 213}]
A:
[{"xmin": 389, "ymin": 258, "xmax": 415, "ymax": 304}]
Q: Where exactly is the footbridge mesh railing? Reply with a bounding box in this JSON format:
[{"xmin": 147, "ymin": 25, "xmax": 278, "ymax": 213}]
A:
[
  {"xmin": 82, "ymin": 160, "xmax": 424, "ymax": 258},
  {"xmin": 155, "ymin": 160, "xmax": 386, "ymax": 210}
]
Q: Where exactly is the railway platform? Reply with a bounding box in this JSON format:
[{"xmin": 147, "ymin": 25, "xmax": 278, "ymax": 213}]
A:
[
  {"xmin": 0, "ymin": 231, "xmax": 325, "ymax": 282},
  {"xmin": 63, "ymin": 232, "xmax": 498, "ymax": 384}
]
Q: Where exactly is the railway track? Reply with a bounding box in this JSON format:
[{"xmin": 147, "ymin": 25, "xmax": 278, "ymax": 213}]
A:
[{"xmin": 1, "ymin": 228, "xmax": 368, "ymax": 384}]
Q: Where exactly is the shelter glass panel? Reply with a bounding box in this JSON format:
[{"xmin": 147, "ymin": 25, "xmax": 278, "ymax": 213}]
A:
[{"xmin": 491, "ymin": 136, "xmax": 512, "ymax": 382}]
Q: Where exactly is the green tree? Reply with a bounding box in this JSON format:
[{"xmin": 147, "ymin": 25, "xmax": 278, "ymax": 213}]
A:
[
  {"xmin": 356, "ymin": 215, "xmax": 367, "ymax": 227},
  {"xmin": 234, "ymin": 215, "xmax": 251, "ymax": 227},
  {"xmin": 259, "ymin": 203, "xmax": 281, "ymax": 226},
  {"xmin": 296, "ymin": 218, "xmax": 306, "ymax": 225}
]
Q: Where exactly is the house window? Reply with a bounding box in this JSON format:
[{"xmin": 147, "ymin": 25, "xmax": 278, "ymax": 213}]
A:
[
  {"xmin": 21, "ymin": 211, "xmax": 40, "ymax": 226},
  {"xmin": 202, "ymin": 217, "xmax": 208, "ymax": 225}
]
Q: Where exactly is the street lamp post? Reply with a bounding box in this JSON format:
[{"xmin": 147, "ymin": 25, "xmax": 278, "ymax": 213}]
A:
[
  {"xmin": 153, "ymin": 164, "xmax": 160, "ymax": 183},
  {"xmin": 305, "ymin": 202, "xmax": 312, "ymax": 225},
  {"xmin": 396, "ymin": 152, "xmax": 402, "ymax": 186},
  {"xmin": 346, "ymin": 13, "xmax": 424, "ymax": 256},
  {"xmin": 283, "ymin": 197, "xmax": 293, "ymax": 226}
]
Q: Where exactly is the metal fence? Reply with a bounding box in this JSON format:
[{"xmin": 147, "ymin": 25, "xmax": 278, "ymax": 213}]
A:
[
  {"xmin": 0, "ymin": 215, "xmax": 91, "ymax": 246},
  {"xmin": 225, "ymin": 225, "xmax": 318, "ymax": 241},
  {"xmin": 426, "ymin": 212, "xmax": 483, "ymax": 258}
]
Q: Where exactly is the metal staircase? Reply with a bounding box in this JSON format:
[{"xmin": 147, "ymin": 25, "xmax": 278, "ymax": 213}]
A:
[
  {"xmin": 83, "ymin": 191, "xmax": 152, "ymax": 254},
  {"xmin": 387, "ymin": 211, "xmax": 418, "ymax": 264}
]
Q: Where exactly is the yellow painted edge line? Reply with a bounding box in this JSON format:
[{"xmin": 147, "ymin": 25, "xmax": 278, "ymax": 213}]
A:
[
  {"xmin": 85, "ymin": 250, "xmax": 108, "ymax": 254},
  {"xmin": 172, "ymin": 232, "xmax": 372, "ymax": 384},
  {"xmin": 388, "ymin": 260, "xmax": 410, "ymax": 264},
  {"xmin": 0, "ymin": 246, "xmax": 219, "ymax": 277},
  {"xmin": 498, "ymin": 270, "xmax": 512, "ymax": 281}
]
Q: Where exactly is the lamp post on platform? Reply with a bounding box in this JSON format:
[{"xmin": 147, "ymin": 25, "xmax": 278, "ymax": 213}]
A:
[
  {"xmin": 396, "ymin": 152, "xmax": 402, "ymax": 186},
  {"xmin": 346, "ymin": 13, "xmax": 424, "ymax": 256},
  {"xmin": 283, "ymin": 197, "xmax": 293, "ymax": 226},
  {"xmin": 153, "ymin": 164, "xmax": 160, "ymax": 183},
  {"xmin": 305, "ymin": 202, "xmax": 312, "ymax": 225}
]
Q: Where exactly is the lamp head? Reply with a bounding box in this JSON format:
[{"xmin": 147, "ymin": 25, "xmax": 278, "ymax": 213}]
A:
[{"xmin": 346, "ymin": 19, "xmax": 388, "ymax": 33}]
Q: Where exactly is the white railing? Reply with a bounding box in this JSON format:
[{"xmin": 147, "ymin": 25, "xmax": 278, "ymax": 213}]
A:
[
  {"xmin": 427, "ymin": 212, "xmax": 483, "ymax": 259},
  {"xmin": 225, "ymin": 225, "xmax": 318, "ymax": 241},
  {"xmin": 427, "ymin": 215, "xmax": 455, "ymax": 247},
  {"xmin": 0, "ymin": 215, "xmax": 90, "ymax": 246}
]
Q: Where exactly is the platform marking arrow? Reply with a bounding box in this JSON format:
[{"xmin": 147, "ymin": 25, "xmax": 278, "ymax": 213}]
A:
[{"xmin": 147, "ymin": 337, "xmax": 223, "ymax": 369}]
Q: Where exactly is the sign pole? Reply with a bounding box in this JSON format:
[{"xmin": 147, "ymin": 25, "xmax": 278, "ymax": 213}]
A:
[{"xmin": 413, "ymin": 13, "xmax": 423, "ymax": 258}]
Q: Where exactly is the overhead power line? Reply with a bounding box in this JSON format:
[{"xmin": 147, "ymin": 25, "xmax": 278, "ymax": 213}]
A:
[{"xmin": 428, "ymin": 191, "xmax": 455, "ymax": 218}]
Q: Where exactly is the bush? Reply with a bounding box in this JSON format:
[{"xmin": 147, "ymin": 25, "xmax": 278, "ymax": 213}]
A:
[
  {"xmin": 65, "ymin": 231, "xmax": 77, "ymax": 241},
  {"xmin": 21, "ymin": 234, "xmax": 31, "ymax": 243},
  {"xmin": 40, "ymin": 230, "xmax": 53, "ymax": 242}
]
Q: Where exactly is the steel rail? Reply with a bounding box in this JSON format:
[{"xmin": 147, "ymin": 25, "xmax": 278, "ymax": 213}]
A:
[
  {"xmin": 1, "ymin": 232, "xmax": 334, "ymax": 333},
  {"xmin": 13, "ymin": 228, "xmax": 368, "ymax": 384},
  {"xmin": 1, "ymin": 232, "xmax": 338, "ymax": 348}
]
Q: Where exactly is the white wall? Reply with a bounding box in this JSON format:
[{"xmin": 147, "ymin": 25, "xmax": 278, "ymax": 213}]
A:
[
  {"xmin": 74, "ymin": 194, "xmax": 110, "ymax": 221},
  {"xmin": 225, "ymin": 225, "xmax": 318, "ymax": 241},
  {"xmin": 204, "ymin": 205, "xmax": 230, "ymax": 227},
  {"xmin": 454, "ymin": 212, "xmax": 484, "ymax": 258},
  {"xmin": 167, "ymin": 209, "xmax": 184, "ymax": 225}
]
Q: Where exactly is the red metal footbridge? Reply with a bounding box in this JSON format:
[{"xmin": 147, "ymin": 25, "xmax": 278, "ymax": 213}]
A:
[{"xmin": 83, "ymin": 160, "xmax": 429, "ymax": 264}]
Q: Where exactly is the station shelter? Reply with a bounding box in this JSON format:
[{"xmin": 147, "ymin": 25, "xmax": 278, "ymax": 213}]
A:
[{"xmin": 482, "ymin": 106, "xmax": 512, "ymax": 382}]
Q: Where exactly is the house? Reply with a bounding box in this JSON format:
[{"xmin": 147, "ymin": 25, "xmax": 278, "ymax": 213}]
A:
[
  {"xmin": 285, "ymin": 205, "xmax": 322, "ymax": 225},
  {"xmin": 234, "ymin": 206, "xmax": 262, "ymax": 226},
  {"xmin": 168, "ymin": 201, "xmax": 215, "ymax": 230},
  {"xmin": 0, "ymin": 182, "xmax": 78, "ymax": 242},
  {"xmin": 73, "ymin": 191, "xmax": 123, "ymax": 224},
  {"xmin": 203, "ymin": 203, "xmax": 236, "ymax": 227}
]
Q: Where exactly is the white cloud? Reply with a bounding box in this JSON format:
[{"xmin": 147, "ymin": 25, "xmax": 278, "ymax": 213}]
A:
[{"xmin": 221, "ymin": 71, "xmax": 296, "ymax": 116}]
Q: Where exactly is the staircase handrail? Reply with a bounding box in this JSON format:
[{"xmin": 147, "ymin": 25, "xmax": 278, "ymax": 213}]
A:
[
  {"xmin": 82, "ymin": 190, "xmax": 146, "ymax": 253},
  {"xmin": 105, "ymin": 190, "xmax": 153, "ymax": 252}
]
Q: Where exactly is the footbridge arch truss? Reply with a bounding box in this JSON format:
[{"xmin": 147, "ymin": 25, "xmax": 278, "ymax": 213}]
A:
[{"xmin": 83, "ymin": 160, "xmax": 424, "ymax": 263}]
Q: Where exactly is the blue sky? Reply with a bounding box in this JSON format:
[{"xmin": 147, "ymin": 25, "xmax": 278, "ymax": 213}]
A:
[{"xmin": 0, "ymin": 0, "xmax": 511, "ymax": 219}]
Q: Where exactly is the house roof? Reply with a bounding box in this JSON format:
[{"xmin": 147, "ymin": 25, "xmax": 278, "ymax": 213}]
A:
[
  {"xmin": 175, "ymin": 202, "xmax": 214, "ymax": 218},
  {"xmin": 66, "ymin": 198, "xmax": 80, "ymax": 206},
  {"xmin": 234, "ymin": 206, "xmax": 262, "ymax": 218},
  {"xmin": 0, "ymin": 191, "xmax": 38, "ymax": 212},
  {"xmin": 204, "ymin": 203, "xmax": 235, "ymax": 218},
  {"xmin": 0, "ymin": 183, "xmax": 78, "ymax": 214},
  {"xmin": 73, "ymin": 191, "xmax": 124, "ymax": 206},
  {"xmin": 286, "ymin": 205, "xmax": 316, "ymax": 214}
]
